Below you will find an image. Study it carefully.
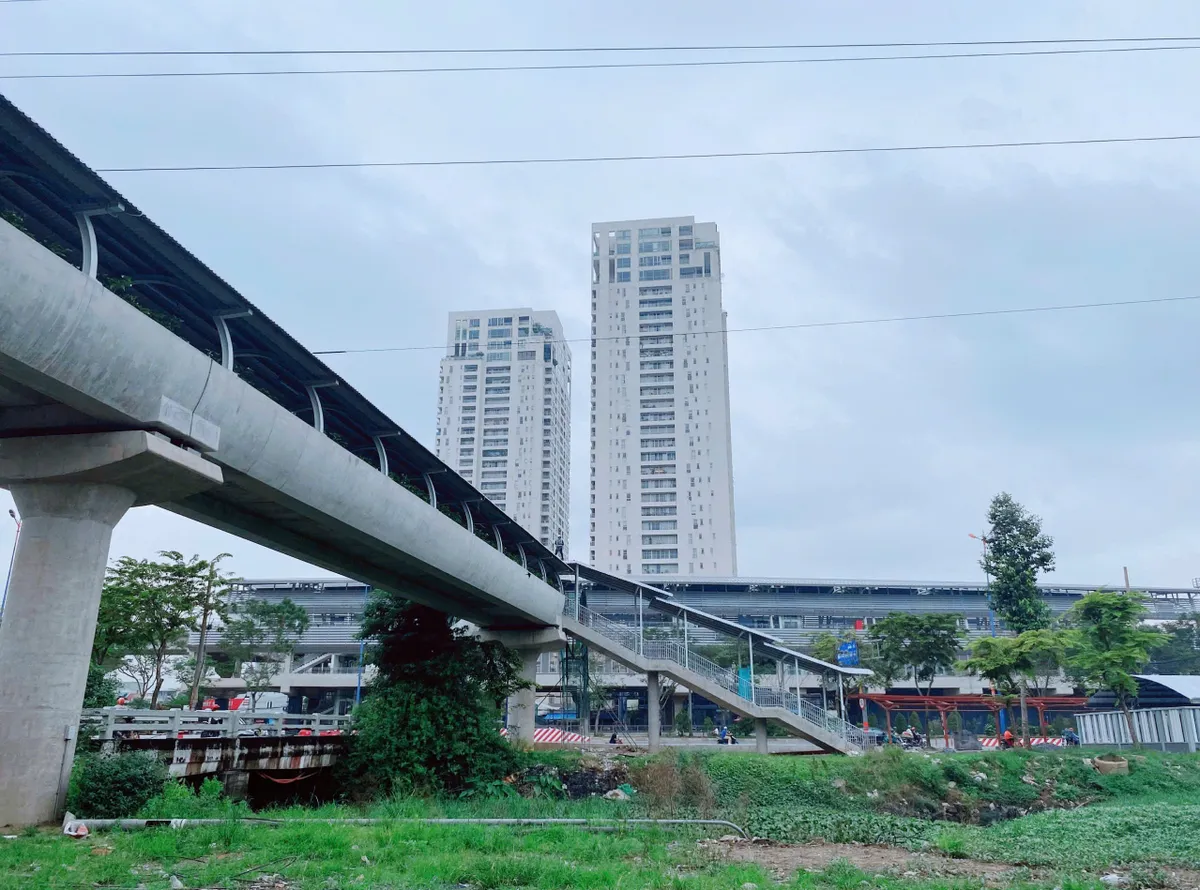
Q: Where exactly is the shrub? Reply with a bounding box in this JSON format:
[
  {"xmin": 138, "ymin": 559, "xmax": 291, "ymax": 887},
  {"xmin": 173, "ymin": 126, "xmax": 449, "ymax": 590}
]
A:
[
  {"xmin": 674, "ymin": 710, "xmax": 692, "ymax": 736},
  {"xmin": 69, "ymin": 752, "xmax": 167, "ymax": 818},
  {"xmin": 339, "ymin": 598, "xmax": 524, "ymax": 796},
  {"xmin": 138, "ymin": 778, "xmax": 250, "ymax": 819},
  {"xmin": 630, "ymin": 757, "xmax": 683, "ymax": 813}
]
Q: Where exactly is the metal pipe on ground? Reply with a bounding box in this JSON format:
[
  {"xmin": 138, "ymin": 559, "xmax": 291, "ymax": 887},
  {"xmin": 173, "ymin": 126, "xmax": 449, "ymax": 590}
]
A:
[{"xmin": 62, "ymin": 815, "xmax": 749, "ymax": 839}]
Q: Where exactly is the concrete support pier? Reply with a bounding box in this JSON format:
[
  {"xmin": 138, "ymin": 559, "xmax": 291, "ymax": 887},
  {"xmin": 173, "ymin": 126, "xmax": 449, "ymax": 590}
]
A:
[
  {"xmin": 0, "ymin": 432, "xmax": 221, "ymax": 827},
  {"xmin": 647, "ymin": 671, "xmax": 661, "ymax": 751},
  {"xmin": 755, "ymin": 718, "xmax": 769, "ymax": 754},
  {"xmin": 508, "ymin": 648, "xmax": 540, "ymax": 745},
  {"xmin": 481, "ymin": 626, "xmax": 564, "ymax": 747}
]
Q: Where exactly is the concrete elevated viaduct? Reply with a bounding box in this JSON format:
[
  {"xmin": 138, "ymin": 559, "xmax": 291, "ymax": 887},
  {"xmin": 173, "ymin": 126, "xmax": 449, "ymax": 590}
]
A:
[{"xmin": 0, "ymin": 93, "xmax": 565, "ymax": 827}]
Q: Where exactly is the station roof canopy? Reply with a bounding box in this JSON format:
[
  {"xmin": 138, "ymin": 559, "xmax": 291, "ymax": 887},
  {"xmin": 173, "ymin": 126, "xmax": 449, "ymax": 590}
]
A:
[{"xmin": 0, "ymin": 92, "xmax": 566, "ymax": 575}]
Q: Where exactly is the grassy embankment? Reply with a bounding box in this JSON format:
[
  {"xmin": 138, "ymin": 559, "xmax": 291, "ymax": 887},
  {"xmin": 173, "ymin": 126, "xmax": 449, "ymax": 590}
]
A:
[{"xmin": 4, "ymin": 747, "xmax": 1200, "ymax": 889}]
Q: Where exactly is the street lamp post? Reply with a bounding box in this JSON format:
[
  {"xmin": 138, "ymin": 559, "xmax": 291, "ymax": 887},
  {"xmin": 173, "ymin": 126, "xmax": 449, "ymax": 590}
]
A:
[
  {"xmin": 354, "ymin": 585, "xmax": 372, "ymax": 708},
  {"xmin": 1, "ymin": 508, "xmax": 20, "ymax": 622},
  {"xmin": 968, "ymin": 532, "xmax": 997, "ymax": 637}
]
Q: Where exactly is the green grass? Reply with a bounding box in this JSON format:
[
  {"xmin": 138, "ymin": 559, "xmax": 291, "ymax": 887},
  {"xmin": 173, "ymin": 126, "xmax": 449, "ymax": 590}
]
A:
[
  {"xmin": 11, "ymin": 748, "xmax": 1198, "ymax": 888},
  {"xmin": 0, "ymin": 821, "xmax": 785, "ymax": 889},
  {"xmin": 0, "ymin": 820, "xmax": 1124, "ymax": 890},
  {"xmin": 942, "ymin": 802, "xmax": 1200, "ymax": 868}
]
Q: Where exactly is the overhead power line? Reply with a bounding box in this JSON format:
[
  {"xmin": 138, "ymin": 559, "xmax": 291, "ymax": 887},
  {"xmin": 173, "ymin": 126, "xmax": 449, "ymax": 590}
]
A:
[
  {"xmin": 6, "ymin": 44, "xmax": 1199, "ymax": 80},
  {"xmin": 92, "ymin": 133, "xmax": 1200, "ymax": 174},
  {"xmin": 310, "ymin": 293, "xmax": 1200, "ymax": 356},
  {"xmin": 5, "ymin": 35, "xmax": 1200, "ymax": 57}
]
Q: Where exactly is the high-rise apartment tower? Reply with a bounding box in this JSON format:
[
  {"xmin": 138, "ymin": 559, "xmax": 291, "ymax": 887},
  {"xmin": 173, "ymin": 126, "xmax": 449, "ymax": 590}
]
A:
[
  {"xmin": 589, "ymin": 216, "xmax": 737, "ymax": 577},
  {"xmin": 436, "ymin": 309, "xmax": 571, "ymax": 551}
]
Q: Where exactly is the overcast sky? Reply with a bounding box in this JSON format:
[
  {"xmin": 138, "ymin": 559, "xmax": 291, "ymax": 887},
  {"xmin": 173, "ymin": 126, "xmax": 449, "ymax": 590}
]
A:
[{"xmin": 2, "ymin": 1, "xmax": 1199, "ymax": 589}]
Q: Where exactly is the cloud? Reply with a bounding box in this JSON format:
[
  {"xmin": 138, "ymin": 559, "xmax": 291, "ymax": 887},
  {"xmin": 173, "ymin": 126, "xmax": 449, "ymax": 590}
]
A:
[{"xmin": 3, "ymin": 1, "xmax": 1200, "ymax": 590}]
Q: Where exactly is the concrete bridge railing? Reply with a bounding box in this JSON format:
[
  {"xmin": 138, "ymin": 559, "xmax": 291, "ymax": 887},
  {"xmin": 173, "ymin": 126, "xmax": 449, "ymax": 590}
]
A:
[{"xmin": 82, "ymin": 708, "xmax": 352, "ymax": 741}]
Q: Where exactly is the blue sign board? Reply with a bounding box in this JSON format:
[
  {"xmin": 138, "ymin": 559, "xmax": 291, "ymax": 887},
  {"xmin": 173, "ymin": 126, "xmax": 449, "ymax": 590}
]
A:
[{"xmin": 836, "ymin": 641, "xmax": 859, "ymax": 667}]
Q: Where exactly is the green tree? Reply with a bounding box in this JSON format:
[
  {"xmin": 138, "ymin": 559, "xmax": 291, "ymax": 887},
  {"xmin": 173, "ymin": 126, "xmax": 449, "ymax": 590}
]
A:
[
  {"xmin": 961, "ymin": 635, "xmax": 1024, "ymax": 741},
  {"xmin": 1066, "ymin": 591, "xmax": 1165, "ymax": 745},
  {"xmin": 103, "ymin": 553, "xmax": 207, "ymax": 707},
  {"xmin": 185, "ymin": 553, "xmax": 236, "ymax": 709},
  {"xmin": 1145, "ymin": 615, "xmax": 1200, "ymax": 675},
  {"xmin": 343, "ymin": 595, "xmax": 525, "ymax": 795},
  {"xmin": 962, "ymin": 629, "xmax": 1069, "ymax": 744},
  {"xmin": 981, "ymin": 493, "xmax": 1056, "ymax": 633},
  {"xmin": 1020, "ymin": 628, "xmax": 1069, "ymax": 694},
  {"xmin": 869, "ymin": 613, "xmax": 963, "ymax": 745},
  {"xmin": 586, "ymin": 652, "xmax": 616, "ymax": 736},
  {"xmin": 810, "ymin": 630, "xmax": 869, "ymax": 719},
  {"xmin": 220, "ymin": 597, "xmax": 309, "ymax": 710},
  {"xmin": 82, "ymin": 662, "xmax": 120, "ymax": 709}
]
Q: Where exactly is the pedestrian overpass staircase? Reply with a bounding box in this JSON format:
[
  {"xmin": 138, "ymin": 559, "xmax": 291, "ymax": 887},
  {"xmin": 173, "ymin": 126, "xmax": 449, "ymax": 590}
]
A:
[{"xmin": 561, "ymin": 600, "xmax": 868, "ymax": 754}]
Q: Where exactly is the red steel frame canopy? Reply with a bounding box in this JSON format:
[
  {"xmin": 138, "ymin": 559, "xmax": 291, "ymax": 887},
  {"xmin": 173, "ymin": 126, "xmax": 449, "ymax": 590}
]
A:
[{"xmin": 862, "ymin": 693, "xmax": 1090, "ymax": 747}]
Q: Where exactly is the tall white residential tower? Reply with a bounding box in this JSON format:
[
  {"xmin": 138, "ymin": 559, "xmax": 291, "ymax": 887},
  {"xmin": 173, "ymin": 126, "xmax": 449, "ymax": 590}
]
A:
[
  {"xmin": 436, "ymin": 309, "xmax": 571, "ymax": 552},
  {"xmin": 590, "ymin": 216, "xmax": 737, "ymax": 577}
]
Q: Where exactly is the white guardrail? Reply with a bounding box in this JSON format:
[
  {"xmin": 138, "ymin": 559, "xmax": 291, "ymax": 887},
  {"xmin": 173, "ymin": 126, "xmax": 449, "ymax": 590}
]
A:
[
  {"xmin": 82, "ymin": 708, "xmax": 353, "ymax": 740},
  {"xmin": 1077, "ymin": 706, "xmax": 1200, "ymax": 752},
  {"xmin": 571, "ymin": 602, "xmax": 867, "ymax": 751}
]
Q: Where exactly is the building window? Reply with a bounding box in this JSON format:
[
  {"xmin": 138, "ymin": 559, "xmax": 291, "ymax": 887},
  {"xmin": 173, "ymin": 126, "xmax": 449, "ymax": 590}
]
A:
[
  {"xmin": 680, "ymin": 266, "xmax": 704, "ymax": 278},
  {"xmin": 638, "ymin": 226, "xmax": 672, "ymax": 237},
  {"xmin": 617, "ymin": 257, "xmax": 631, "ymax": 268},
  {"xmin": 616, "ymin": 242, "xmax": 631, "ymax": 254},
  {"xmin": 616, "ymin": 271, "xmax": 631, "ymax": 282},
  {"xmin": 642, "ymin": 505, "xmax": 677, "ymax": 516},
  {"xmin": 642, "ymin": 563, "xmax": 678, "ymax": 574},
  {"xmin": 678, "ymin": 225, "xmax": 693, "ymax": 236},
  {"xmin": 638, "ymin": 269, "xmax": 672, "ymax": 282},
  {"xmin": 638, "ymin": 239, "xmax": 672, "ymax": 253}
]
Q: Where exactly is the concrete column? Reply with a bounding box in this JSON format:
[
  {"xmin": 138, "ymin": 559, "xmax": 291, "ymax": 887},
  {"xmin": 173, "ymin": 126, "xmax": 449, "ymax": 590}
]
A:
[
  {"xmin": 755, "ymin": 718, "xmax": 769, "ymax": 754},
  {"xmin": 507, "ymin": 648, "xmax": 540, "ymax": 745},
  {"xmin": 0, "ymin": 431, "xmax": 221, "ymax": 828},
  {"xmin": 0, "ymin": 482, "xmax": 135, "ymax": 827},
  {"xmin": 647, "ymin": 671, "xmax": 661, "ymax": 751},
  {"xmin": 480, "ymin": 626, "xmax": 564, "ymax": 748}
]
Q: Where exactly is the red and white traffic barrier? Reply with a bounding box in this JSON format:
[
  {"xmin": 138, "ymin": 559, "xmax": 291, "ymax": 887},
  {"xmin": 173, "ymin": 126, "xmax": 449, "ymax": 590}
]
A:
[
  {"xmin": 979, "ymin": 737, "xmax": 1064, "ymax": 747},
  {"xmin": 499, "ymin": 727, "xmax": 592, "ymax": 744}
]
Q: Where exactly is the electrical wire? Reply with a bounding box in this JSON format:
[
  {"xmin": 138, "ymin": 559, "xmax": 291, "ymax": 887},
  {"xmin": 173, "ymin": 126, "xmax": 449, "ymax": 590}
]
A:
[
  {"xmin": 93, "ymin": 133, "xmax": 1200, "ymax": 174},
  {"xmin": 309, "ymin": 293, "xmax": 1200, "ymax": 356},
  {"xmin": 5, "ymin": 43, "xmax": 1200, "ymax": 79},
  {"xmin": 6, "ymin": 35, "xmax": 1200, "ymax": 56}
]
